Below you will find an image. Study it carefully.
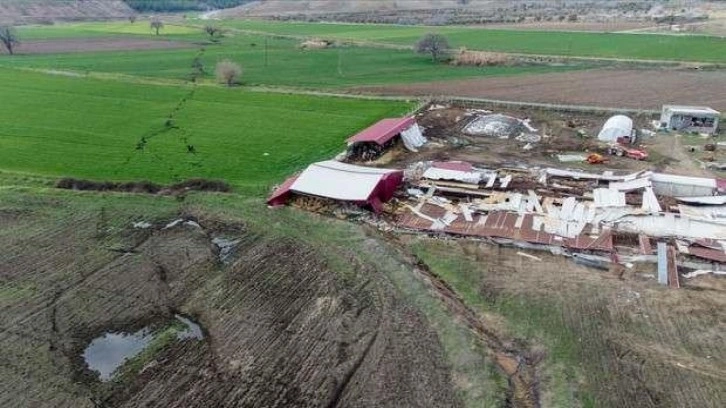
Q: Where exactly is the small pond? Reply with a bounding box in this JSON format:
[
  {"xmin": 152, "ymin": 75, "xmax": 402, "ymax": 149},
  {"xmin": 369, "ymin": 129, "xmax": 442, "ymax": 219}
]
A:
[{"xmin": 82, "ymin": 314, "xmax": 204, "ymax": 381}]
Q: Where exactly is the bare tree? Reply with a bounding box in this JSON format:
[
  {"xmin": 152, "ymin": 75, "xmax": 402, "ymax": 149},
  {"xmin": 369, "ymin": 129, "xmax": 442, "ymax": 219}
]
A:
[
  {"xmin": 215, "ymin": 60, "xmax": 242, "ymax": 86},
  {"xmin": 150, "ymin": 17, "xmax": 164, "ymax": 36},
  {"xmin": 204, "ymin": 25, "xmax": 222, "ymax": 40},
  {"xmin": 415, "ymin": 33, "xmax": 450, "ymax": 62},
  {"xmin": 0, "ymin": 26, "xmax": 19, "ymax": 55}
]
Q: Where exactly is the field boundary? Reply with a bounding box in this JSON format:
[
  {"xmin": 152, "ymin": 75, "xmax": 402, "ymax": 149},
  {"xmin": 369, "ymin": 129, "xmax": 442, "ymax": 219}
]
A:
[
  {"xmin": 207, "ymin": 23, "xmax": 725, "ymax": 66},
  {"xmin": 6, "ymin": 65, "xmax": 661, "ymax": 115}
]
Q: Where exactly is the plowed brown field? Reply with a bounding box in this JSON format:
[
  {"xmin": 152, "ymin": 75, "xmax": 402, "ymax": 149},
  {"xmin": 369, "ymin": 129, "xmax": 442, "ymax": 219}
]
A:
[
  {"xmin": 10, "ymin": 38, "xmax": 191, "ymax": 55},
  {"xmin": 357, "ymin": 69, "xmax": 726, "ymax": 111}
]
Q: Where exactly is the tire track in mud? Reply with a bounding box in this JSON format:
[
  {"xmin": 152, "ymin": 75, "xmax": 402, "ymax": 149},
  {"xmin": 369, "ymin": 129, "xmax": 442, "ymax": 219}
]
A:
[
  {"xmin": 377, "ymin": 232, "xmax": 541, "ymax": 408},
  {"xmin": 0, "ymin": 230, "xmax": 155, "ymax": 348},
  {"xmin": 410, "ymin": 256, "xmax": 541, "ymax": 408},
  {"xmin": 325, "ymin": 329, "xmax": 380, "ymax": 408}
]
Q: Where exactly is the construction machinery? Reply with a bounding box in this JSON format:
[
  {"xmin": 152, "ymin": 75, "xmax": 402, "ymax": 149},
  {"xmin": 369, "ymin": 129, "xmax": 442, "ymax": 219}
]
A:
[
  {"xmin": 607, "ymin": 144, "xmax": 648, "ymax": 160},
  {"xmin": 586, "ymin": 153, "xmax": 607, "ymax": 164}
]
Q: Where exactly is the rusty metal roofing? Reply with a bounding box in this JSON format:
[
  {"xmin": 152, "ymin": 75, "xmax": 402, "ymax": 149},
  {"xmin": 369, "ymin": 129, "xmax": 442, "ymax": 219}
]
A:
[
  {"xmin": 396, "ymin": 205, "xmax": 613, "ymax": 252},
  {"xmin": 688, "ymin": 246, "xmax": 726, "ymax": 263}
]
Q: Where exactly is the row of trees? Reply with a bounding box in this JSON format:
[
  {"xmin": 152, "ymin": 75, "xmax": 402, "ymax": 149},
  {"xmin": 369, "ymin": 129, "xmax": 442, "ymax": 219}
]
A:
[{"xmin": 123, "ymin": 0, "xmax": 252, "ymax": 12}]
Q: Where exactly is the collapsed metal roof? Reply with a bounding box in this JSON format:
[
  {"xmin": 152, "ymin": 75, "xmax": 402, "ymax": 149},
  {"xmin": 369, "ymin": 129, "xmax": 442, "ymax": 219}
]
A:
[
  {"xmin": 267, "ymin": 160, "xmax": 403, "ymax": 212},
  {"xmin": 346, "ymin": 116, "xmax": 417, "ymax": 146}
]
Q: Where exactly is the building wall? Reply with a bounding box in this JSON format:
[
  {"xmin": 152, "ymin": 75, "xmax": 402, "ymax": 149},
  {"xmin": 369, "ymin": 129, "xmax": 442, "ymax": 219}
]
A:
[
  {"xmin": 661, "ymin": 111, "xmax": 719, "ymax": 134},
  {"xmin": 651, "ymin": 181, "xmax": 715, "ymax": 197}
]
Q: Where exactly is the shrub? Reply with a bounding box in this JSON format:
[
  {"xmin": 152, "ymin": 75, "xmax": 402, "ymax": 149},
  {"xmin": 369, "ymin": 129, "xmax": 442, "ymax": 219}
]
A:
[{"xmin": 215, "ymin": 60, "xmax": 242, "ymax": 86}]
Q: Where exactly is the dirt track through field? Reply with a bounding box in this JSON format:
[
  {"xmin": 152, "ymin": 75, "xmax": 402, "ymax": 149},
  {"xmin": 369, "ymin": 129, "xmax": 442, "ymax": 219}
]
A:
[
  {"xmin": 355, "ymin": 69, "xmax": 726, "ymax": 111},
  {"xmin": 7, "ymin": 38, "xmax": 191, "ymax": 55}
]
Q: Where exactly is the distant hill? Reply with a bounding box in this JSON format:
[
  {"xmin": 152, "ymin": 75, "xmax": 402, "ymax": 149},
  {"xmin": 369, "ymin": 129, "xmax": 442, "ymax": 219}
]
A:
[
  {"xmin": 220, "ymin": 0, "xmax": 495, "ymax": 16},
  {"xmin": 0, "ymin": 0, "xmax": 133, "ymax": 24}
]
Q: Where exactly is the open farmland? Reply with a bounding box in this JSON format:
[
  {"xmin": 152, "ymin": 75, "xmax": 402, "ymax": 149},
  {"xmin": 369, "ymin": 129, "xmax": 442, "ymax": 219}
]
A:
[
  {"xmin": 1, "ymin": 23, "xmax": 575, "ymax": 88},
  {"xmin": 220, "ymin": 20, "xmax": 726, "ymax": 63},
  {"xmin": 357, "ymin": 68, "xmax": 726, "ymax": 112},
  {"xmin": 0, "ymin": 189, "xmax": 467, "ymax": 407},
  {"xmin": 0, "ymin": 68, "xmax": 412, "ymax": 193},
  {"xmin": 2, "ymin": 8, "xmax": 726, "ymax": 408},
  {"xmin": 10, "ymin": 38, "xmax": 191, "ymax": 54},
  {"xmin": 16, "ymin": 21, "xmax": 201, "ymax": 40}
]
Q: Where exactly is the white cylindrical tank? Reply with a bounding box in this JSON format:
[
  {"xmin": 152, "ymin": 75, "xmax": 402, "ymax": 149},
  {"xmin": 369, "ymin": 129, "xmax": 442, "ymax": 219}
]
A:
[{"xmin": 598, "ymin": 115, "xmax": 633, "ymax": 143}]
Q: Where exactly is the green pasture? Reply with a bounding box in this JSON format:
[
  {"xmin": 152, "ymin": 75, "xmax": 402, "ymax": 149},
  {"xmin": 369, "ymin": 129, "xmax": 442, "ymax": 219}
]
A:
[
  {"xmin": 0, "ymin": 68, "xmax": 412, "ymax": 193},
  {"xmin": 17, "ymin": 21, "xmax": 200, "ymax": 40},
  {"xmin": 220, "ymin": 20, "xmax": 726, "ymax": 63},
  {"xmin": 2, "ymin": 27, "xmax": 572, "ymax": 88}
]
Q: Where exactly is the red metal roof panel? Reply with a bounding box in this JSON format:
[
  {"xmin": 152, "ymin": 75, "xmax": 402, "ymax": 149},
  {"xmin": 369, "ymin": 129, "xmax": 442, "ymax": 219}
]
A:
[
  {"xmin": 266, "ymin": 175, "xmax": 299, "ymax": 206},
  {"xmin": 346, "ymin": 116, "xmax": 416, "ymax": 146},
  {"xmin": 688, "ymin": 246, "xmax": 726, "ymax": 263}
]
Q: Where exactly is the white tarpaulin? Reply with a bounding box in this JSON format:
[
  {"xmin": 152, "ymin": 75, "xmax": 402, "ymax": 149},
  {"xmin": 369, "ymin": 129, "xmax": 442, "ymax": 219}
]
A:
[
  {"xmin": 423, "ymin": 167, "xmax": 481, "ymax": 184},
  {"xmin": 400, "ymin": 123, "xmax": 427, "ymax": 152},
  {"xmin": 614, "ymin": 214, "xmax": 726, "ymax": 240},
  {"xmin": 598, "ymin": 115, "xmax": 633, "ymax": 143}
]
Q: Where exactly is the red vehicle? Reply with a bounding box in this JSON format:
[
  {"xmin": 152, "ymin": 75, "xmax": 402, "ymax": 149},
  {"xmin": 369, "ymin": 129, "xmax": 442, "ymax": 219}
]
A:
[{"xmin": 607, "ymin": 144, "xmax": 648, "ymax": 160}]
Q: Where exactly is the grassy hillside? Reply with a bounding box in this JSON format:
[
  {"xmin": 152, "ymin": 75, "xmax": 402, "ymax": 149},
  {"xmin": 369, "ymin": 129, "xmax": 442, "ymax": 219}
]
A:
[
  {"xmin": 221, "ymin": 20, "xmax": 726, "ymax": 63},
  {"xmin": 0, "ymin": 68, "xmax": 412, "ymax": 193},
  {"xmin": 0, "ymin": 0, "xmax": 132, "ymax": 24}
]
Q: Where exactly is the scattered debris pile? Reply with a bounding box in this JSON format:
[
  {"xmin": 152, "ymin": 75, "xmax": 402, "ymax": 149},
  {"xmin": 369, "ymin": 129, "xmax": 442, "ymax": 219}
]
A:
[
  {"xmin": 394, "ymin": 162, "xmax": 726, "ymax": 282},
  {"xmin": 267, "ymin": 103, "xmax": 726, "ymax": 287},
  {"xmin": 464, "ymin": 114, "xmax": 525, "ymax": 139}
]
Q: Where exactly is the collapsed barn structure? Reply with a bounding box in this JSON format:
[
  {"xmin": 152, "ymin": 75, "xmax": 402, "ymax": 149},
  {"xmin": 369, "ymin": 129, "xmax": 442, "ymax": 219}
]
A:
[
  {"xmin": 399, "ymin": 162, "xmax": 726, "ymax": 280},
  {"xmin": 267, "ymin": 160, "xmax": 403, "ymax": 213},
  {"xmin": 268, "ymin": 106, "xmax": 726, "ymax": 286},
  {"xmin": 345, "ymin": 116, "xmax": 426, "ymax": 161}
]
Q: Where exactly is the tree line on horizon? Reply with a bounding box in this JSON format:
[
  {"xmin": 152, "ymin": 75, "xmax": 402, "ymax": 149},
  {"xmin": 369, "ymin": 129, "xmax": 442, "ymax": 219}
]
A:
[{"xmin": 123, "ymin": 0, "xmax": 253, "ymax": 12}]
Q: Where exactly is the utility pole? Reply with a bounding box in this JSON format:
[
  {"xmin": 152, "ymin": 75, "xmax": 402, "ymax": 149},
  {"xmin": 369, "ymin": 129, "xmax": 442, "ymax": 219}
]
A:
[
  {"xmin": 264, "ymin": 36, "xmax": 268, "ymax": 67},
  {"xmin": 337, "ymin": 46, "xmax": 343, "ymax": 77}
]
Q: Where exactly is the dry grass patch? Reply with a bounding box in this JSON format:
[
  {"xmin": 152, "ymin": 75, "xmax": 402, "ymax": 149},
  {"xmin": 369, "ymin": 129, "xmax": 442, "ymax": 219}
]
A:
[{"xmin": 451, "ymin": 48, "xmax": 512, "ymax": 67}]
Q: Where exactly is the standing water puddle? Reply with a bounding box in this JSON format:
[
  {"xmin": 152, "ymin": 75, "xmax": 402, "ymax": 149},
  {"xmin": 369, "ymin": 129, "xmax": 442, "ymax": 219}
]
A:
[{"xmin": 83, "ymin": 314, "xmax": 204, "ymax": 381}]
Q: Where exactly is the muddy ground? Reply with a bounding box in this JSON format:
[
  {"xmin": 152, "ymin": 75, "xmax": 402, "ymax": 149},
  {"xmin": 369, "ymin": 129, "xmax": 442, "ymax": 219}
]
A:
[
  {"xmin": 371, "ymin": 102, "xmax": 694, "ymax": 176},
  {"xmin": 2, "ymin": 187, "xmax": 725, "ymax": 407},
  {"xmin": 0, "ymin": 198, "xmax": 458, "ymax": 407},
  {"xmin": 5, "ymin": 38, "xmax": 192, "ymax": 55},
  {"xmin": 355, "ymin": 68, "xmax": 726, "ymax": 112}
]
